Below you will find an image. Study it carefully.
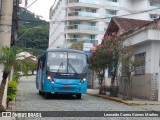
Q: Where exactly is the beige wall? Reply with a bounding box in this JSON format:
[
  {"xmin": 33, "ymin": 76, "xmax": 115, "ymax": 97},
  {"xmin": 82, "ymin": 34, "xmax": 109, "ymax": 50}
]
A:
[{"xmin": 119, "ymin": 74, "xmax": 152, "ymax": 100}]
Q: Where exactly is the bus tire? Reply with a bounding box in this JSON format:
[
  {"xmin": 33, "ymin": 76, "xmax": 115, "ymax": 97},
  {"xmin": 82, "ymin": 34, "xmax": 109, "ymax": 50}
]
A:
[
  {"xmin": 39, "ymin": 90, "xmax": 43, "ymax": 95},
  {"xmin": 45, "ymin": 92, "xmax": 51, "ymax": 99},
  {"xmin": 76, "ymin": 93, "xmax": 81, "ymax": 99}
]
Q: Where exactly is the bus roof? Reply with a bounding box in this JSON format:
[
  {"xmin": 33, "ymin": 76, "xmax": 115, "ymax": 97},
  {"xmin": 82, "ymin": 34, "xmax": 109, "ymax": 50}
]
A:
[{"xmin": 46, "ymin": 48, "xmax": 85, "ymax": 54}]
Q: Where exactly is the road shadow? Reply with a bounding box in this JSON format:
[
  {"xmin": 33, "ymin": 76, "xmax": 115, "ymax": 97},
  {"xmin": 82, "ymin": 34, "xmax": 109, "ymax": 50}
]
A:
[{"xmin": 39, "ymin": 92, "xmax": 82, "ymax": 100}]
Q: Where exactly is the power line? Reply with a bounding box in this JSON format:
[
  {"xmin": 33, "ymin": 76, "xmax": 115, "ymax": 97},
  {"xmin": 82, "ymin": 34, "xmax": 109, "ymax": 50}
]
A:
[
  {"xmin": 18, "ymin": 5, "xmax": 160, "ymax": 23},
  {"xmin": 47, "ymin": 7, "xmax": 160, "ymax": 23},
  {"xmin": 26, "ymin": 0, "xmax": 38, "ymax": 9},
  {"xmin": 19, "ymin": 0, "xmax": 39, "ymax": 15}
]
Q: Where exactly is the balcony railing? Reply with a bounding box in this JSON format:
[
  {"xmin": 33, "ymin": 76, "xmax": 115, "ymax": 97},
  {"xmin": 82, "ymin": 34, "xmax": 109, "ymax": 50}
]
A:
[
  {"xmin": 149, "ymin": 6, "xmax": 159, "ymax": 10},
  {"xmin": 68, "ymin": 11, "xmax": 99, "ymax": 18},
  {"xmin": 67, "ymin": 38, "xmax": 98, "ymax": 43},
  {"xmin": 67, "ymin": 24, "xmax": 99, "ymax": 31},
  {"xmin": 68, "ymin": 0, "xmax": 99, "ymax": 5},
  {"xmin": 105, "ymin": 14, "xmax": 116, "ymax": 18},
  {"xmin": 105, "ymin": 1, "xmax": 119, "ymax": 7}
]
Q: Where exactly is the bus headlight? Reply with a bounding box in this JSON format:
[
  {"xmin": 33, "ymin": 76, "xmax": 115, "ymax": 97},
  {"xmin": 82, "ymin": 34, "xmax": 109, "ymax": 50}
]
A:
[
  {"xmin": 47, "ymin": 76, "xmax": 51, "ymax": 80},
  {"xmin": 80, "ymin": 77, "xmax": 87, "ymax": 84},
  {"xmin": 47, "ymin": 76, "xmax": 54, "ymax": 83}
]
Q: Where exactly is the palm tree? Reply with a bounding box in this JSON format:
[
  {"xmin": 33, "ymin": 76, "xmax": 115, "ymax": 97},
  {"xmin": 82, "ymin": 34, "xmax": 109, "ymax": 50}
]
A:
[{"xmin": 0, "ymin": 46, "xmax": 31, "ymax": 107}]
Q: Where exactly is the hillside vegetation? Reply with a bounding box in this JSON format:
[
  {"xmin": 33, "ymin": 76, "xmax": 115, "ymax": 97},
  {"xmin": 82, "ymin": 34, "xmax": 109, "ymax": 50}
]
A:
[{"xmin": 17, "ymin": 7, "xmax": 49, "ymax": 56}]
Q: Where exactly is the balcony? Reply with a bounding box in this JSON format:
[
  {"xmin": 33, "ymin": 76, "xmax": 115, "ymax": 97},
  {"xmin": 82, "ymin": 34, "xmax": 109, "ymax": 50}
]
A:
[
  {"xmin": 149, "ymin": 6, "xmax": 159, "ymax": 10},
  {"xmin": 105, "ymin": 14, "xmax": 116, "ymax": 18},
  {"xmin": 105, "ymin": 1, "xmax": 119, "ymax": 7},
  {"xmin": 67, "ymin": 38, "xmax": 98, "ymax": 43},
  {"xmin": 67, "ymin": 24, "xmax": 99, "ymax": 31},
  {"xmin": 68, "ymin": 11, "xmax": 99, "ymax": 18},
  {"xmin": 68, "ymin": 0, "xmax": 99, "ymax": 5}
]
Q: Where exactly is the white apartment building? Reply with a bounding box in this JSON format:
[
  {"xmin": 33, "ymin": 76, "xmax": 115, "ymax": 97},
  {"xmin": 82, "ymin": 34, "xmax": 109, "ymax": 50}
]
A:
[{"xmin": 49, "ymin": 0, "xmax": 160, "ymax": 48}]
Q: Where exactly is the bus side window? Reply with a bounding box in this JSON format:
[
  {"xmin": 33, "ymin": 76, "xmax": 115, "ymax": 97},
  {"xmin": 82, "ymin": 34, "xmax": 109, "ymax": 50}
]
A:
[
  {"xmin": 42, "ymin": 54, "xmax": 46, "ymax": 70},
  {"xmin": 37, "ymin": 59, "xmax": 40, "ymax": 70}
]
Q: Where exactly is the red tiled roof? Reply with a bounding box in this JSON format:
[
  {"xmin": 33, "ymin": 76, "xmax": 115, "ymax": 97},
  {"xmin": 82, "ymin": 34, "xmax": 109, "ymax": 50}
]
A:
[
  {"xmin": 114, "ymin": 17, "xmax": 150, "ymax": 33},
  {"xmin": 121, "ymin": 18, "xmax": 160, "ymax": 37},
  {"xmin": 104, "ymin": 17, "xmax": 151, "ymax": 37}
]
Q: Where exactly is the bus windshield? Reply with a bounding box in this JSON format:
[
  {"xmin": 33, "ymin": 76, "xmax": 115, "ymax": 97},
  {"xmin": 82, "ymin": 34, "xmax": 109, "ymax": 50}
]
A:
[{"xmin": 47, "ymin": 52, "xmax": 87, "ymax": 74}]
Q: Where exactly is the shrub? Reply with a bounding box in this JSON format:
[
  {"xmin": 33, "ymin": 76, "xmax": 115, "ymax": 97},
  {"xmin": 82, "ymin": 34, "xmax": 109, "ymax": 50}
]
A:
[
  {"xmin": 12, "ymin": 72, "xmax": 20, "ymax": 83},
  {"xmin": 7, "ymin": 81, "xmax": 17, "ymax": 102}
]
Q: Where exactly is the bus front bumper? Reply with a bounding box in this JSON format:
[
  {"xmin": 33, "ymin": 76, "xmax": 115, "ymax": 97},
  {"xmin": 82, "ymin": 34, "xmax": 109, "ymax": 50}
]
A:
[{"xmin": 44, "ymin": 82, "xmax": 88, "ymax": 94}]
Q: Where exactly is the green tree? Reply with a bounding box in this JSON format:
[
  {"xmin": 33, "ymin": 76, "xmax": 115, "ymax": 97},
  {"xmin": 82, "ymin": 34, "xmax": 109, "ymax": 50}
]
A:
[
  {"xmin": 89, "ymin": 45, "xmax": 111, "ymax": 94},
  {"xmin": 91, "ymin": 33, "xmax": 143, "ymax": 99},
  {"xmin": 27, "ymin": 60, "xmax": 37, "ymax": 75},
  {"xmin": 0, "ymin": 46, "xmax": 31, "ymax": 105},
  {"xmin": 103, "ymin": 35, "xmax": 123, "ymax": 97},
  {"xmin": 89, "ymin": 34, "xmax": 123, "ymax": 95},
  {"xmin": 17, "ymin": 26, "xmax": 49, "ymax": 50},
  {"xmin": 120, "ymin": 45, "xmax": 143, "ymax": 100},
  {"xmin": 17, "ymin": 7, "xmax": 49, "ymax": 50},
  {"xmin": 70, "ymin": 41, "xmax": 85, "ymax": 51}
]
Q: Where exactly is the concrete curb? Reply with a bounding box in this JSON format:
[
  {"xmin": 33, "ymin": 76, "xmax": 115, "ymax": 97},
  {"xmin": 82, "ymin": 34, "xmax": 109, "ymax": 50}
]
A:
[
  {"xmin": 87, "ymin": 93, "xmax": 160, "ymax": 106},
  {"xmin": 7, "ymin": 98, "xmax": 16, "ymax": 111}
]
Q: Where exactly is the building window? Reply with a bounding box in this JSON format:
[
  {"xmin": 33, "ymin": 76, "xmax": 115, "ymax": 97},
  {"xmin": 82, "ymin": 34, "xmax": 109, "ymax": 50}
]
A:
[
  {"xmin": 150, "ymin": 14, "xmax": 159, "ymax": 20},
  {"xmin": 73, "ymin": 35, "xmax": 80, "ymax": 38},
  {"xmin": 134, "ymin": 52, "xmax": 146, "ymax": 75},
  {"xmin": 106, "ymin": 10, "xmax": 117, "ymax": 15},
  {"xmin": 90, "ymin": 35, "xmax": 95, "ymax": 39},
  {"xmin": 112, "ymin": 0, "xmax": 117, "ymax": 2},
  {"xmin": 75, "ymin": 9, "xmax": 81, "ymax": 11},
  {"xmin": 150, "ymin": 2, "xmax": 159, "ymax": 7},
  {"xmin": 91, "ymin": 22, "xmax": 96, "ymax": 26},
  {"xmin": 69, "ymin": 21, "xmax": 80, "ymax": 25},
  {"xmin": 86, "ymin": 8, "xmax": 96, "ymax": 13},
  {"xmin": 108, "ymin": 0, "xmax": 118, "ymax": 2}
]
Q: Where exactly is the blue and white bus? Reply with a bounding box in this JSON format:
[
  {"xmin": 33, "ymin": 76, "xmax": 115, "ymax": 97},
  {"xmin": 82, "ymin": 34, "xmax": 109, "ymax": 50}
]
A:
[{"xmin": 36, "ymin": 48, "xmax": 88, "ymax": 99}]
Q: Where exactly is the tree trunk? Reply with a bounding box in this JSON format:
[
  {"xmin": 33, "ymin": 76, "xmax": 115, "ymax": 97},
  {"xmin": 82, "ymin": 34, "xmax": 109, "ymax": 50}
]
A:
[
  {"xmin": 123, "ymin": 77, "xmax": 127, "ymax": 99},
  {"xmin": 99, "ymin": 79, "xmax": 103, "ymax": 94},
  {"xmin": 32, "ymin": 70, "xmax": 34, "ymax": 75},
  {"xmin": 0, "ymin": 72, "xmax": 9, "ymax": 107},
  {"xmin": 125, "ymin": 73, "xmax": 132, "ymax": 100},
  {"xmin": 98, "ymin": 70, "xmax": 105, "ymax": 95},
  {"xmin": 110, "ymin": 61, "xmax": 119, "ymax": 97},
  {"xmin": 128, "ymin": 73, "xmax": 132, "ymax": 100}
]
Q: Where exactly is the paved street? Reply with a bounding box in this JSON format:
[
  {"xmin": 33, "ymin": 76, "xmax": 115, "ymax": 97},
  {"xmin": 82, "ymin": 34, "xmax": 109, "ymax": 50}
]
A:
[{"xmin": 15, "ymin": 76, "xmax": 160, "ymax": 120}]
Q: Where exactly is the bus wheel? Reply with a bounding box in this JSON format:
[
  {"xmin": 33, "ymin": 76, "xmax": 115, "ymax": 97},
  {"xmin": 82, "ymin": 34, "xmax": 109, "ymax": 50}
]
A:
[
  {"xmin": 45, "ymin": 92, "xmax": 51, "ymax": 99},
  {"xmin": 39, "ymin": 90, "xmax": 43, "ymax": 95},
  {"xmin": 76, "ymin": 93, "xmax": 81, "ymax": 99}
]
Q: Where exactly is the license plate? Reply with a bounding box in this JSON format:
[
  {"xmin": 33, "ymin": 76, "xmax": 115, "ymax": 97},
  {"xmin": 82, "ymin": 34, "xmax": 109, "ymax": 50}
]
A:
[{"xmin": 64, "ymin": 85, "xmax": 70, "ymax": 88}]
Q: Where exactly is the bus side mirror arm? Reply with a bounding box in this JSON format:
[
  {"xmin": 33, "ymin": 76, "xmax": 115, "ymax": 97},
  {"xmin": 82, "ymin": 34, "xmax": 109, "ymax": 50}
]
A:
[{"xmin": 86, "ymin": 55, "xmax": 89, "ymax": 64}]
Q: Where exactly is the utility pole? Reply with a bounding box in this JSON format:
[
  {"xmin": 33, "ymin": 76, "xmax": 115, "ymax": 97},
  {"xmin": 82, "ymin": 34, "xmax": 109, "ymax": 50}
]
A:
[
  {"xmin": 0, "ymin": 0, "xmax": 14, "ymax": 111},
  {"xmin": 0, "ymin": 0, "xmax": 13, "ymax": 47}
]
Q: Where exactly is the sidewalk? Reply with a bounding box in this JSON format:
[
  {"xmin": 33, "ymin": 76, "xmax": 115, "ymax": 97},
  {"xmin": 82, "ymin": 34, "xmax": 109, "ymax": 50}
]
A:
[
  {"xmin": 87, "ymin": 89, "xmax": 160, "ymax": 106},
  {"xmin": 0, "ymin": 99, "xmax": 16, "ymax": 120}
]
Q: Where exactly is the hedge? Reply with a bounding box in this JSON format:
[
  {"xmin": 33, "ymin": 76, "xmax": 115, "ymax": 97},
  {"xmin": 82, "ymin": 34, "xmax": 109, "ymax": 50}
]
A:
[{"xmin": 7, "ymin": 81, "xmax": 17, "ymax": 102}]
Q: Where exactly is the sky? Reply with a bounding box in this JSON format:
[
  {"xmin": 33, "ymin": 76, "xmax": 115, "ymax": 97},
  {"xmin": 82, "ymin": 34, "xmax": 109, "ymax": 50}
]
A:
[{"xmin": 21, "ymin": 0, "xmax": 56, "ymax": 21}]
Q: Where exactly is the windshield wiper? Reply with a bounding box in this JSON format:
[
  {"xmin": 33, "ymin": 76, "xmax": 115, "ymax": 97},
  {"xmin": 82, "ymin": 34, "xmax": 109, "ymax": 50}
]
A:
[
  {"xmin": 68, "ymin": 62, "xmax": 78, "ymax": 75},
  {"xmin": 56, "ymin": 62, "xmax": 63, "ymax": 74}
]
